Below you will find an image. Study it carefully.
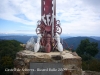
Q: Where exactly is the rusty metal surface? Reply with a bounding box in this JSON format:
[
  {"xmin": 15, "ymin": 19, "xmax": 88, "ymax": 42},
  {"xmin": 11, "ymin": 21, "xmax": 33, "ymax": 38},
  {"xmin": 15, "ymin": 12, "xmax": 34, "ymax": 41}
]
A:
[{"xmin": 36, "ymin": 0, "xmax": 62, "ymax": 53}]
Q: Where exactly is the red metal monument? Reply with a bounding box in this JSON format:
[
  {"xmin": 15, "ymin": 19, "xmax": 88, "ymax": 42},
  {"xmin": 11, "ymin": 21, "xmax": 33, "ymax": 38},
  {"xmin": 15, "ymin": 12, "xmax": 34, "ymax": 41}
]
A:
[{"xmin": 35, "ymin": 0, "xmax": 63, "ymax": 53}]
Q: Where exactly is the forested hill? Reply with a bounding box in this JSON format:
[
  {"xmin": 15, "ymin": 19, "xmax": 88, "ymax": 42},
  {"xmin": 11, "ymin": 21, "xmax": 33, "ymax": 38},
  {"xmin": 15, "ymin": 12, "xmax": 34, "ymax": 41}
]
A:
[
  {"xmin": 0, "ymin": 36, "xmax": 100, "ymax": 50},
  {"xmin": 0, "ymin": 40, "xmax": 23, "ymax": 75},
  {"xmin": 0, "ymin": 36, "xmax": 37, "ymax": 44},
  {"xmin": 64, "ymin": 37, "xmax": 100, "ymax": 50},
  {"xmin": 63, "ymin": 37, "xmax": 100, "ymax": 59}
]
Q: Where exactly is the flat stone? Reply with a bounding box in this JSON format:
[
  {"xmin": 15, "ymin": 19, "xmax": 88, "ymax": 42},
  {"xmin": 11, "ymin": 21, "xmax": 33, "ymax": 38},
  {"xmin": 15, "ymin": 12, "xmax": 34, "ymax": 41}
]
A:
[{"xmin": 14, "ymin": 50, "xmax": 82, "ymax": 75}]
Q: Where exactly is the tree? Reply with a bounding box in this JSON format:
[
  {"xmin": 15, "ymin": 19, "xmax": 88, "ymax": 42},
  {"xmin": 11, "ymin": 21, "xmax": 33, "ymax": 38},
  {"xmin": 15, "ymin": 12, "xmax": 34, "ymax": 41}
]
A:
[
  {"xmin": 76, "ymin": 39, "xmax": 99, "ymax": 61},
  {"xmin": 0, "ymin": 40, "xmax": 23, "ymax": 75}
]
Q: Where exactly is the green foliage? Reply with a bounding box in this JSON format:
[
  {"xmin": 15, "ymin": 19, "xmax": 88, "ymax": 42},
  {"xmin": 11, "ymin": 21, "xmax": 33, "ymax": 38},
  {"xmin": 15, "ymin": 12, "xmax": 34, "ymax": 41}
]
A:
[
  {"xmin": 82, "ymin": 59, "xmax": 100, "ymax": 72},
  {"xmin": 0, "ymin": 40, "xmax": 23, "ymax": 75},
  {"xmin": 76, "ymin": 39, "xmax": 99, "ymax": 61},
  {"xmin": 76, "ymin": 38, "xmax": 100, "ymax": 72}
]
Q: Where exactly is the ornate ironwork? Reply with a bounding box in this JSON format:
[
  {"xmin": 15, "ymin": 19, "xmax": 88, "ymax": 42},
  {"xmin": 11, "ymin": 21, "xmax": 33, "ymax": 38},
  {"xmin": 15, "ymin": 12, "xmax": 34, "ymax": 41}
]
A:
[{"xmin": 35, "ymin": 0, "xmax": 63, "ymax": 53}]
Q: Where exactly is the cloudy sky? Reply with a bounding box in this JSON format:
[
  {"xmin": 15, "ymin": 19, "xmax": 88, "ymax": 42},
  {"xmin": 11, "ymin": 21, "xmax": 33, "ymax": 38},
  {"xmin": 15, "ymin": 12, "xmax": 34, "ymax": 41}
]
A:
[{"xmin": 0, "ymin": 0, "xmax": 100, "ymax": 36}]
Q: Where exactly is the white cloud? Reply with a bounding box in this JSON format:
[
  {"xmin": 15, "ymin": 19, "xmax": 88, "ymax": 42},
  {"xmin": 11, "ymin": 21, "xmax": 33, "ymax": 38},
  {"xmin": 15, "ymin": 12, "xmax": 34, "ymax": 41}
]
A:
[
  {"xmin": 0, "ymin": 0, "xmax": 41, "ymax": 25},
  {"xmin": 0, "ymin": 0, "xmax": 100, "ymax": 36},
  {"xmin": 56, "ymin": 0, "xmax": 100, "ymax": 36}
]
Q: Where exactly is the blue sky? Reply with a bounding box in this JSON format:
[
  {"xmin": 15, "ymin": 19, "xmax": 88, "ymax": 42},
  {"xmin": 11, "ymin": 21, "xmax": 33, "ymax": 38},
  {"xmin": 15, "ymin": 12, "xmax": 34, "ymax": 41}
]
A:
[{"xmin": 0, "ymin": 0, "xmax": 100, "ymax": 36}]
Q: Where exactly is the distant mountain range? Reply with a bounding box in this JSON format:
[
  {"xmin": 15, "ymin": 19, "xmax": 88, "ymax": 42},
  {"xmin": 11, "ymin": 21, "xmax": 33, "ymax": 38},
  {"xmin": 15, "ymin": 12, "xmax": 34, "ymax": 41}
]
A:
[
  {"xmin": 63, "ymin": 37, "xmax": 100, "ymax": 50},
  {"xmin": 63, "ymin": 37, "xmax": 100, "ymax": 59},
  {"xmin": 0, "ymin": 35, "xmax": 100, "ymax": 59},
  {"xmin": 0, "ymin": 36, "xmax": 100, "ymax": 48},
  {"xmin": 0, "ymin": 35, "xmax": 37, "ymax": 43},
  {"xmin": 90, "ymin": 36, "xmax": 100, "ymax": 41}
]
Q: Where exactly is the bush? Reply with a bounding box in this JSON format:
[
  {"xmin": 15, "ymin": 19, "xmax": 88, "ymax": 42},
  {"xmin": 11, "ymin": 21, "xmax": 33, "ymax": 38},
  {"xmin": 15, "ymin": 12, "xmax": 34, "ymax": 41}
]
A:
[{"xmin": 0, "ymin": 40, "xmax": 23, "ymax": 75}]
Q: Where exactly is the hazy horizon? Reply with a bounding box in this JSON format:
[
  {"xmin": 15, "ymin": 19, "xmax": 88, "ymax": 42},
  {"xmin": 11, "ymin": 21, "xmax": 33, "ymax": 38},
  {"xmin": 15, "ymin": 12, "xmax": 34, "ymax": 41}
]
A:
[{"xmin": 0, "ymin": 33, "xmax": 100, "ymax": 37}]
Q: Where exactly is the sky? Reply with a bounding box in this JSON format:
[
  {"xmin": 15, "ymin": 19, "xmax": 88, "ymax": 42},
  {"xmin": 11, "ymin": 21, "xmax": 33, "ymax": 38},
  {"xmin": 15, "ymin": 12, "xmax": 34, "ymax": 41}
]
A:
[{"xmin": 0, "ymin": 0, "xmax": 100, "ymax": 36}]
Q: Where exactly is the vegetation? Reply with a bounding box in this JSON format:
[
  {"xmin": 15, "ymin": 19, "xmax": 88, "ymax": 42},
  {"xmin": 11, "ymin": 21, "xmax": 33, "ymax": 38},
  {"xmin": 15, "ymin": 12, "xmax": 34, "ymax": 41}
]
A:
[
  {"xmin": 76, "ymin": 39, "xmax": 100, "ymax": 72},
  {"xmin": 82, "ymin": 59, "xmax": 100, "ymax": 72},
  {"xmin": 0, "ymin": 38, "xmax": 100, "ymax": 75},
  {"xmin": 0, "ymin": 40, "xmax": 23, "ymax": 75},
  {"xmin": 64, "ymin": 37, "xmax": 100, "ymax": 51}
]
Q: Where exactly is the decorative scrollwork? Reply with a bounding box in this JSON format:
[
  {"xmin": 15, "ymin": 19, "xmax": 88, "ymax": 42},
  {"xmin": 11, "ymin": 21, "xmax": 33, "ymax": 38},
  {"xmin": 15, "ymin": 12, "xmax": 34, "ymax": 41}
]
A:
[
  {"xmin": 36, "ymin": 20, "xmax": 41, "ymax": 34},
  {"xmin": 56, "ymin": 20, "xmax": 62, "ymax": 34},
  {"xmin": 36, "ymin": 20, "xmax": 46, "ymax": 35},
  {"xmin": 56, "ymin": 20, "xmax": 60, "ymax": 25},
  {"xmin": 37, "ymin": 20, "xmax": 41, "ymax": 25},
  {"xmin": 36, "ymin": 26, "xmax": 41, "ymax": 34}
]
